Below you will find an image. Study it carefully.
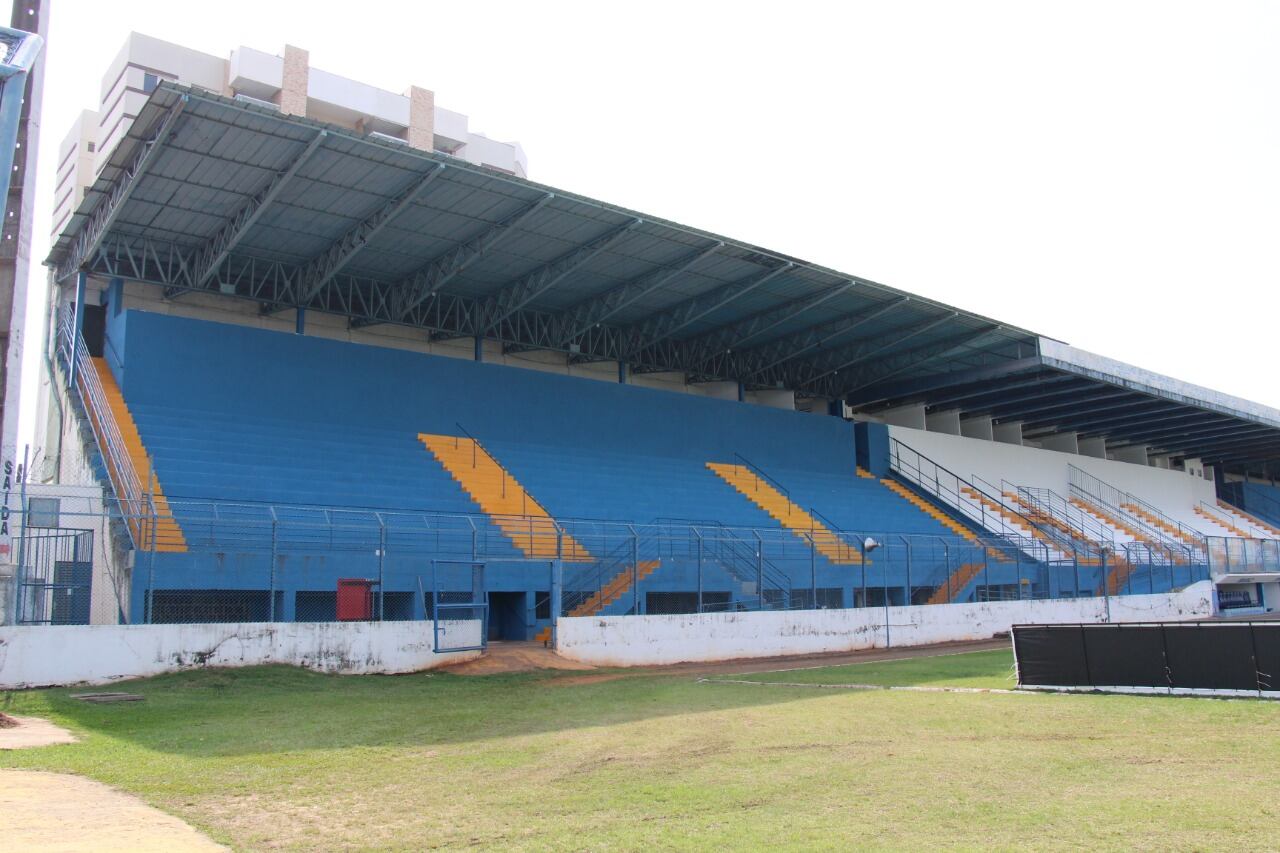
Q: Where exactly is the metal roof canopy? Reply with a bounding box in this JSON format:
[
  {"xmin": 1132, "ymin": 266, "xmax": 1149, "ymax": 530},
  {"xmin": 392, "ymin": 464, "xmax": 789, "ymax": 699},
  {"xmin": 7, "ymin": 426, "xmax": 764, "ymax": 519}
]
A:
[{"xmin": 49, "ymin": 83, "xmax": 1280, "ymax": 475}]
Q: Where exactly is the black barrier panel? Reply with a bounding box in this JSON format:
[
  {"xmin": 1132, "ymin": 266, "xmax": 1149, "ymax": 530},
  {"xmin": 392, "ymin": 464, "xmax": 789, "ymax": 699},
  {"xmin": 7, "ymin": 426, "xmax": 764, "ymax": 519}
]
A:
[
  {"xmin": 1162, "ymin": 624, "xmax": 1259, "ymax": 691},
  {"xmin": 1253, "ymin": 628, "xmax": 1280, "ymax": 692},
  {"xmin": 1013, "ymin": 625, "xmax": 1090, "ymax": 687},
  {"xmin": 1016, "ymin": 622, "xmax": 1280, "ymax": 694},
  {"xmin": 1082, "ymin": 625, "xmax": 1168, "ymax": 688}
]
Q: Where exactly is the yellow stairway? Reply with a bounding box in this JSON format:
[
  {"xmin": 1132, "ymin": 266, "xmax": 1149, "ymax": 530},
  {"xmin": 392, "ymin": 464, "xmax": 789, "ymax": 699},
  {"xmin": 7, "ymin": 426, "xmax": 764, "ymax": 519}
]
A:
[
  {"xmin": 419, "ymin": 433, "xmax": 591, "ymax": 561},
  {"xmin": 533, "ymin": 560, "xmax": 660, "ymax": 644},
  {"xmin": 926, "ymin": 562, "xmax": 984, "ymax": 605},
  {"xmin": 706, "ymin": 462, "xmax": 858, "ymax": 564},
  {"xmin": 1216, "ymin": 500, "xmax": 1280, "ymax": 538},
  {"xmin": 855, "ymin": 466, "xmax": 877, "ymax": 480},
  {"xmin": 1100, "ymin": 555, "xmax": 1136, "ymax": 596},
  {"xmin": 880, "ymin": 478, "xmax": 1009, "ymax": 563},
  {"xmin": 1003, "ymin": 492, "xmax": 1102, "ymax": 566},
  {"xmin": 1194, "ymin": 505, "xmax": 1250, "ymax": 539},
  {"xmin": 1122, "ymin": 502, "xmax": 1199, "ymax": 545},
  {"xmin": 90, "ymin": 358, "xmax": 187, "ymax": 552}
]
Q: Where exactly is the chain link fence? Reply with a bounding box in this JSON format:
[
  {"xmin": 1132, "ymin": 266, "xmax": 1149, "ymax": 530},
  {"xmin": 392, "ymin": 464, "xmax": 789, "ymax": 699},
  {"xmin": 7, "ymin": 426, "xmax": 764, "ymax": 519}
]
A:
[{"xmin": 4, "ymin": 488, "xmax": 1216, "ymax": 631}]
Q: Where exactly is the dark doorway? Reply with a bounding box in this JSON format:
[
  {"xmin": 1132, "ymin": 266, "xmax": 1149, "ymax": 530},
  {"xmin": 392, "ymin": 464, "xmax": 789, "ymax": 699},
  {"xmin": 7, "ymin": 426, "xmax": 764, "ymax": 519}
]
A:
[{"xmin": 487, "ymin": 591, "xmax": 528, "ymax": 641}]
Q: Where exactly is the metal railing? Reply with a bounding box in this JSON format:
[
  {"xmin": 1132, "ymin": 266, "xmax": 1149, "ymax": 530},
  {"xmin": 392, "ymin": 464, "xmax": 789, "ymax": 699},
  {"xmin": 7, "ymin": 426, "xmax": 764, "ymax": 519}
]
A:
[
  {"xmin": 888, "ymin": 438, "xmax": 1044, "ymax": 550},
  {"xmin": 1207, "ymin": 536, "xmax": 1280, "ymax": 577},
  {"xmin": 57, "ymin": 304, "xmax": 156, "ymax": 548},
  {"xmin": 13, "ymin": 486, "xmax": 1212, "ymax": 627},
  {"xmin": 1067, "ymin": 464, "xmax": 1201, "ymax": 554}
]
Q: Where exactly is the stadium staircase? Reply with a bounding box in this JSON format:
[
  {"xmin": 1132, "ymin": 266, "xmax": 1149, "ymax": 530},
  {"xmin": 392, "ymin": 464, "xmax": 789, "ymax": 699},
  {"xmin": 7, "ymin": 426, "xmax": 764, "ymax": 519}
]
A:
[
  {"xmin": 1194, "ymin": 503, "xmax": 1254, "ymax": 539},
  {"xmin": 925, "ymin": 561, "xmax": 985, "ymax": 605},
  {"xmin": 706, "ymin": 461, "xmax": 859, "ymax": 564},
  {"xmin": 90, "ymin": 360, "xmax": 187, "ymax": 552},
  {"xmin": 53, "ymin": 308, "xmax": 186, "ymax": 554},
  {"xmin": 1216, "ymin": 500, "xmax": 1280, "ymax": 538},
  {"xmin": 419, "ymin": 432, "xmax": 592, "ymax": 561}
]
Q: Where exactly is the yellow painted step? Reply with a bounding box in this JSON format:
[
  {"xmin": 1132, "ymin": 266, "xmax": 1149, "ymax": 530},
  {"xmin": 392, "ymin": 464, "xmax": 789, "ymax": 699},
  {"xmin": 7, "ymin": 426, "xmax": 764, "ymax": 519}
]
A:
[
  {"xmin": 926, "ymin": 562, "xmax": 983, "ymax": 605},
  {"xmin": 89, "ymin": 358, "xmax": 187, "ymax": 553},
  {"xmin": 420, "ymin": 434, "xmax": 592, "ymax": 561},
  {"xmin": 1195, "ymin": 505, "xmax": 1250, "ymax": 539},
  {"xmin": 855, "ymin": 466, "xmax": 877, "ymax": 480},
  {"xmin": 534, "ymin": 560, "xmax": 661, "ymax": 644},
  {"xmin": 1217, "ymin": 500, "xmax": 1280, "ymax": 538},
  {"xmin": 707, "ymin": 462, "xmax": 858, "ymax": 564}
]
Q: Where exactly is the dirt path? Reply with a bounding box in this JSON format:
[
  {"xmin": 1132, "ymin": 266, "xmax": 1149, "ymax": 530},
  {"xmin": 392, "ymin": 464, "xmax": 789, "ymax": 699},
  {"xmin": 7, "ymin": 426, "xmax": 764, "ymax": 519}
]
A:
[
  {"xmin": 0, "ymin": 716, "xmax": 77, "ymax": 750},
  {"xmin": 448, "ymin": 637, "xmax": 1010, "ymax": 678},
  {"xmin": 0, "ymin": 770, "xmax": 227, "ymax": 852}
]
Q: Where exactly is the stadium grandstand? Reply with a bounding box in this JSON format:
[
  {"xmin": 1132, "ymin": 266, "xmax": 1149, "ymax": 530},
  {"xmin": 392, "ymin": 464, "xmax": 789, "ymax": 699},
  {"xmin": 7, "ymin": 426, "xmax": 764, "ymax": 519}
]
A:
[{"xmin": 15, "ymin": 64, "xmax": 1280, "ymax": 641}]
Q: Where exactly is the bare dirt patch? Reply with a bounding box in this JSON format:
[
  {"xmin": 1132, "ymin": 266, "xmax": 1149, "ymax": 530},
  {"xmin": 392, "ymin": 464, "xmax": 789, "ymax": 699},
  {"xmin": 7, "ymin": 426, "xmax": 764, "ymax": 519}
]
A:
[
  {"xmin": 0, "ymin": 716, "xmax": 78, "ymax": 750},
  {"xmin": 443, "ymin": 641, "xmax": 596, "ymax": 675},
  {"xmin": 0, "ymin": 770, "xmax": 227, "ymax": 851},
  {"xmin": 0, "ymin": 711, "xmax": 17, "ymax": 728}
]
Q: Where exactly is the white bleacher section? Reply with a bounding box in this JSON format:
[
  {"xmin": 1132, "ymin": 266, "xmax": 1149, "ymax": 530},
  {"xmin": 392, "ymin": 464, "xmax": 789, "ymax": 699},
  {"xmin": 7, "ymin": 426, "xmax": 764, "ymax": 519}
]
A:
[{"xmin": 886, "ymin": 426, "xmax": 1257, "ymax": 544}]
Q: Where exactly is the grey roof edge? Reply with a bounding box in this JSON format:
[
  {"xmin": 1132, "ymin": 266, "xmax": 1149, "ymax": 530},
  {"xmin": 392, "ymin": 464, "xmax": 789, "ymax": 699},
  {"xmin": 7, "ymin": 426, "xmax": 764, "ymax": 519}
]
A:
[
  {"xmin": 1038, "ymin": 337, "xmax": 1280, "ymax": 432},
  {"xmin": 48, "ymin": 82, "xmax": 1039, "ymax": 345}
]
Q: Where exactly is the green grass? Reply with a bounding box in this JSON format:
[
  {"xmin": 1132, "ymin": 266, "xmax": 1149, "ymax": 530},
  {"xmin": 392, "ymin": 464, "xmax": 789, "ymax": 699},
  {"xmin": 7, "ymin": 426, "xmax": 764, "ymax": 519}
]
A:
[
  {"xmin": 3, "ymin": 651, "xmax": 1280, "ymax": 850},
  {"xmin": 712, "ymin": 648, "xmax": 1017, "ymax": 690}
]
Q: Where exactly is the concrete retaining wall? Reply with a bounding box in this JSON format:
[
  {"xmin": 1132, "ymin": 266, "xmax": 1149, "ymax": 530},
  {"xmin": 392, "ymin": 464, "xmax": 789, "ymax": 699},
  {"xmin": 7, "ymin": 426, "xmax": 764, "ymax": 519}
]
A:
[
  {"xmin": 0, "ymin": 619, "xmax": 482, "ymax": 689},
  {"xmin": 556, "ymin": 582, "xmax": 1215, "ymax": 667}
]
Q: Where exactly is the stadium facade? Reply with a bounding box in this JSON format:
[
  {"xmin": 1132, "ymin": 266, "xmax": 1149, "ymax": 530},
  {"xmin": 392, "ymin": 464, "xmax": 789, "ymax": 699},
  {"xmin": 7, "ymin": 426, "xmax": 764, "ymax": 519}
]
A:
[{"xmin": 10, "ymin": 34, "xmax": 1280, "ymax": 640}]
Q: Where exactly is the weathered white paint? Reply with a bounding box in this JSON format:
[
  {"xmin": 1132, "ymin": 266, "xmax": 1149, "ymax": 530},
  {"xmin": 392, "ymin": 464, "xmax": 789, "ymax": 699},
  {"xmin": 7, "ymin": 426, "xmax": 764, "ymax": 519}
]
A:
[
  {"xmin": 0, "ymin": 619, "xmax": 481, "ymax": 689},
  {"xmin": 556, "ymin": 582, "xmax": 1214, "ymax": 667},
  {"xmin": 887, "ymin": 425, "xmax": 1223, "ymax": 534}
]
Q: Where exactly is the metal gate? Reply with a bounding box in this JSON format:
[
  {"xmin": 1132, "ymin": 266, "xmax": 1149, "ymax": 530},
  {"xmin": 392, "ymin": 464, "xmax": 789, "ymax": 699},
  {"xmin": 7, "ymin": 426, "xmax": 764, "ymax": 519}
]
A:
[
  {"xmin": 430, "ymin": 559, "xmax": 488, "ymax": 653},
  {"xmin": 16, "ymin": 528, "xmax": 94, "ymax": 625}
]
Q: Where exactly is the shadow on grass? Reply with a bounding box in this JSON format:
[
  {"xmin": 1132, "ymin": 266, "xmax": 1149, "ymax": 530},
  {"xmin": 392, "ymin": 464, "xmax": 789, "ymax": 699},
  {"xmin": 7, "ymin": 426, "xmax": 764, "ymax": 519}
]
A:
[{"xmin": 1, "ymin": 664, "xmax": 831, "ymax": 759}]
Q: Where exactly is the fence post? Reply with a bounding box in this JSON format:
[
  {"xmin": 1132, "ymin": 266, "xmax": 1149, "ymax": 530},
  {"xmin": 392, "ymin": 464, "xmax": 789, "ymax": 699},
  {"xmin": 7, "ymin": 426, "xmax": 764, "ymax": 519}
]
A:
[
  {"xmin": 860, "ymin": 545, "xmax": 867, "ymax": 608},
  {"xmin": 755, "ymin": 533, "xmax": 764, "ymax": 610},
  {"xmin": 696, "ymin": 530, "xmax": 704, "ymax": 613},
  {"xmin": 809, "ymin": 534, "xmax": 817, "ymax": 610},
  {"xmin": 943, "ymin": 539, "xmax": 951, "ymax": 604},
  {"xmin": 378, "ymin": 519, "xmax": 387, "ymax": 621},
  {"xmin": 269, "ymin": 519, "xmax": 278, "ymax": 622},
  {"xmin": 550, "ymin": 558, "xmax": 562, "ymax": 649},
  {"xmin": 1101, "ymin": 549, "xmax": 1112, "ymax": 623},
  {"xmin": 903, "ymin": 536, "xmax": 911, "ymax": 606},
  {"xmin": 631, "ymin": 527, "xmax": 639, "ymax": 615}
]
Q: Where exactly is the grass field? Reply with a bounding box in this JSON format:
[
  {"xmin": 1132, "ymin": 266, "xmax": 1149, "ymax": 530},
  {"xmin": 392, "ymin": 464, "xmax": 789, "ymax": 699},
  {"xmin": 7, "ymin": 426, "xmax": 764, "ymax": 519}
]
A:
[{"xmin": 4, "ymin": 648, "xmax": 1280, "ymax": 850}]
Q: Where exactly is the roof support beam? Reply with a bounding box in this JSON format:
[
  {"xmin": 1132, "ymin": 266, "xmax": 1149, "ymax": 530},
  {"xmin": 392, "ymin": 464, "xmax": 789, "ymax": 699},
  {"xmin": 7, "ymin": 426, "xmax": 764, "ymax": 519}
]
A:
[
  {"xmin": 678, "ymin": 281, "xmax": 858, "ymax": 371},
  {"xmin": 57, "ymin": 96, "xmax": 188, "ymax": 282},
  {"xmin": 736, "ymin": 297, "xmax": 912, "ymax": 380},
  {"xmin": 622, "ymin": 262, "xmax": 794, "ymax": 358},
  {"xmin": 922, "ymin": 373, "xmax": 1083, "ymax": 409},
  {"xmin": 168, "ymin": 130, "xmax": 328, "ymax": 299},
  {"xmin": 988, "ymin": 389, "xmax": 1141, "ymax": 423},
  {"xmin": 1108, "ymin": 424, "xmax": 1274, "ymax": 448},
  {"xmin": 802, "ymin": 313, "xmax": 959, "ymax": 388},
  {"xmin": 550, "ymin": 242, "xmax": 723, "ymax": 349},
  {"xmin": 382, "ymin": 192, "xmax": 554, "ymax": 325},
  {"xmin": 292, "ymin": 162, "xmax": 447, "ymax": 305},
  {"xmin": 474, "ymin": 218, "xmax": 641, "ymax": 337},
  {"xmin": 825, "ymin": 325, "xmax": 999, "ymax": 398}
]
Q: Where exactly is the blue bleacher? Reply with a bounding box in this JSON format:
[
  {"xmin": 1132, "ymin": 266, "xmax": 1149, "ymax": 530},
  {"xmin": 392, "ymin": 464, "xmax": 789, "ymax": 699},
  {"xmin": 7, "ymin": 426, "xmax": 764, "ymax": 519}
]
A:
[{"xmin": 107, "ymin": 309, "xmax": 1024, "ymax": 622}]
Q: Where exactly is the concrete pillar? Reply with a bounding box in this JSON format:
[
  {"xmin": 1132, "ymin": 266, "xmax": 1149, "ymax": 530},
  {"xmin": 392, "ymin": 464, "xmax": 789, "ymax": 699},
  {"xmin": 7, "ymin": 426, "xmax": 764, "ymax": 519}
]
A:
[
  {"xmin": 1112, "ymin": 444, "xmax": 1150, "ymax": 465},
  {"xmin": 925, "ymin": 409, "xmax": 962, "ymax": 435},
  {"xmin": 407, "ymin": 85, "xmax": 435, "ymax": 152},
  {"xmin": 993, "ymin": 420, "xmax": 1023, "ymax": 445},
  {"xmin": 1078, "ymin": 436, "xmax": 1107, "ymax": 459},
  {"xmin": 959, "ymin": 414, "xmax": 994, "ymax": 441},
  {"xmin": 278, "ymin": 45, "xmax": 309, "ymax": 116},
  {"xmin": 1039, "ymin": 432, "xmax": 1079, "ymax": 454},
  {"xmin": 747, "ymin": 389, "xmax": 796, "ymax": 410},
  {"xmin": 880, "ymin": 403, "xmax": 926, "ymax": 430}
]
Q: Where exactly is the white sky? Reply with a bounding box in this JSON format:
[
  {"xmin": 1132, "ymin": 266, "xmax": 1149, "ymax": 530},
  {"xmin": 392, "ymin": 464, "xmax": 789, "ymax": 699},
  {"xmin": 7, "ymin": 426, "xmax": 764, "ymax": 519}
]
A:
[{"xmin": 20, "ymin": 0, "xmax": 1280, "ymax": 450}]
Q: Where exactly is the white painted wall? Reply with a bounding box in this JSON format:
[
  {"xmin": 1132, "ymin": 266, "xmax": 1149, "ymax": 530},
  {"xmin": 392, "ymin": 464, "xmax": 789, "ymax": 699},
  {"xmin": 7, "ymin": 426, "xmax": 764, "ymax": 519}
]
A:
[
  {"xmin": 0, "ymin": 619, "xmax": 481, "ymax": 689},
  {"xmin": 556, "ymin": 581, "xmax": 1214, "ymax": 666},
  {"xmin": 888, "ymin": 425, "xmax": 1221, "ymax": 533}
]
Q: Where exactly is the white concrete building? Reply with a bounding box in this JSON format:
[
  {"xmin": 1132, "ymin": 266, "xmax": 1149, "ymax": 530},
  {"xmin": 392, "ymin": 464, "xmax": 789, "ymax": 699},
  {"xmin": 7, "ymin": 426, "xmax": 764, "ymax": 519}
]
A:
[{"xmin": 51, "ymin": 32, "xmax": 528, "ymax": 240}]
